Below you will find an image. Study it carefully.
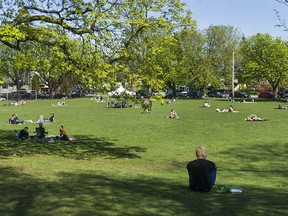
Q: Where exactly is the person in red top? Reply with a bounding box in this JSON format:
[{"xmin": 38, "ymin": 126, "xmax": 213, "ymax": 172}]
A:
[
  {"xmin": 59, "ymin": 125, "xmax": 69, "ymax": 141},
  {"xmin": 186, "ymin": 147, "xmax": 217, "ymax": 192}
]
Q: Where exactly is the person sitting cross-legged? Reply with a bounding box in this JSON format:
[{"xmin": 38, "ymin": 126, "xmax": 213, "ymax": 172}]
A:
[{"xmin": 34, "ymin": 123, "xmax": 48, "ymax": 141}]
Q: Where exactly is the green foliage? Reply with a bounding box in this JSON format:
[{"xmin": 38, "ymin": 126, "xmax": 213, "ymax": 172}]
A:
[
  {"xmin": 0, "ymin": 43, "xmax": 36, "ymax": 90},
  {"xmin": 204, "ymin": 25, "xmax": 242, "ymax": 87},
  {"xmin": 0, "ymin": 0, "xmax": 194, "ymax": 92},
  {"xmin": 240, "ymin": 33, "xmax": 288, "ymax": 95}
]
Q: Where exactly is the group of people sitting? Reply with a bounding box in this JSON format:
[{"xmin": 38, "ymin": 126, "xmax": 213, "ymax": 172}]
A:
[
  {"xmin": 8, "ymin": 113, "xmax": 55, "ymax": 125},
  {"xmin": 52, "ymin": 101, "xmax": 66, "ymax": 106},
  {"xmin": 91, "ymin": 96, "xmax": 104, "ymax": 103},
  {"xmin": 17, "ymin": 124, "xmax": 70, "ymax": 141},
  {"xmin": 11, "ymin": 99, "xmax": 26, "ymax": 106},
  {"xmin": 108, "ymin": 98, "xmax": 130, "ymax": 108}
]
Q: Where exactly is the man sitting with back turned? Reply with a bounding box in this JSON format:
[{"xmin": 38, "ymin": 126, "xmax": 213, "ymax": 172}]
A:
[{"xmin": 186, "ymin": 146, "xmax": 217, "ymax": 192}]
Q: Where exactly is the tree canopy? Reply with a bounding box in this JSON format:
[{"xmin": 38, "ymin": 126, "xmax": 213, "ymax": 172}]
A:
[
  {"xmin": 240, "ymin": 33, "xmax": 288, "ymax": 96},
  {"xmin": 0, "ymin": 0, "xmax": 195, "ymax": 93}
]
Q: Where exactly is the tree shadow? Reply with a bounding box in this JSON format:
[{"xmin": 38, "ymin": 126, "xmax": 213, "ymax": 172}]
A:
[
  {"xmin": 0, "ymin": 166, "xmax": 287, "ymax": 216},
  {"xmin": 0, "ymin": 130, "xmax": 146, "ymax": 160},
  {"xmin": 216, "ymin": 141, "xmax": 288, "ymax": 175}
]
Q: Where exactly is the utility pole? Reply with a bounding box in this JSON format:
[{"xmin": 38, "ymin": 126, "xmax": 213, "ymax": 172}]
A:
[{"xmin": 232, "ymin": 49, "xmax": 235, "ymax": 100}]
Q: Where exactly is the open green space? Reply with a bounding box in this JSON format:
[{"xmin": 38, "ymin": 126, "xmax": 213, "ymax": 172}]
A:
[{"xmin": 0, "ymin": 98, "xmax": 287, "ymax": 216}]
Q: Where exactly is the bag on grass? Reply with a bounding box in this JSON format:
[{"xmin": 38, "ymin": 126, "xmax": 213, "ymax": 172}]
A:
[{"xmin": 216, "ymin": 185, "xmax": 243, "ymax": 193}]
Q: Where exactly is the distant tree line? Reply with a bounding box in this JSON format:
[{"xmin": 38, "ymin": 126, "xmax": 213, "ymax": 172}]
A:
[{"xmin": 0, "ymin": 0, "xmax": 287, "ymax": 98}]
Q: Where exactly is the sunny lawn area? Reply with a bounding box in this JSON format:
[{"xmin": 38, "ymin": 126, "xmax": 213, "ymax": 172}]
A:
[{"xmin": 0, "ymin": 97, "xmax": 287, "ymax": 215}]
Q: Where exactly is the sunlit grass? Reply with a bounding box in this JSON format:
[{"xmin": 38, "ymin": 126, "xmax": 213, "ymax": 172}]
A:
[{"xmin": 0, "ymin": 97, "xmax": 287, "ymax": 215}]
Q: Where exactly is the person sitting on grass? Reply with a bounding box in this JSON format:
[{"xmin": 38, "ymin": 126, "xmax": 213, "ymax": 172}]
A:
[
  {"xmin": 169, "ymin": 109, "xmax": 179, "ymax": 119},
  {"xmin": 202, "ymin": 101, "xmax": 210, "ymax": 108},
  {"xmin": 228, "ymin": 105, "xmax": 234, "ymax": 112},
  {"xmin": 277, "ymin": 104, "xmax": 288, "ymax": 110},
  {"xmin": 8, "ymin": 113, "xmax": 26, "ymax": 124},
  {"xmin": 245, "ymin": 114, "xmax": 264, "ymax": 121},
  {"xmin": 35, "ymin": 123, "xmax": 48, "ymax": 139},
  {"xmin": 186, "ymin": 146, "xmax": 217, "ymax": 192},
  {"xmin": 59, "ymin": 125, "xmax": 69, "ymax": 141},
  {"xmin": 18, "ymin": 126, "xmax": 30, "ymax": 140}
]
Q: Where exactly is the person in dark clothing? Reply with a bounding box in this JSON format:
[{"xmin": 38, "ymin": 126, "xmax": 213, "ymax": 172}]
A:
[
  {"xmin": 44, "ymin": 113, "xmax": 56, "ymax": 123},
  {"xmin": 18, "ymin": 127, "xmax": 29, "ymax": 140},
  {"xmin": 186, "ymin": 147, "xmax": 217, "ymax": 192},
  {"xmin": 35, "ymin": 123, "xmax": 48, "ymax": 139}
]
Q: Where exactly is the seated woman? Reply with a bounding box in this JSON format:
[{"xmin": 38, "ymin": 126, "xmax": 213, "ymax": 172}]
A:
[
  {"xmin": 37, "ymin": 114, "xmax": 45, "ymax": 124},
  {"xmin": 59, "ymin": 125, "xmax": 69, "ymax": 141},
  {"xmin": 245, "ymin": 114, "xmax": 264, "ymax": 121},
  {"xmin": 202, "ymin": 101, "xmax": 210, "ymax": 108},
  {"xmin": 169, "ymin": 109, "xmax": 179, "ymax": 119},
  {"xmin": 228, "ymin": 105, "xmax": 234, "ymax": 112}
]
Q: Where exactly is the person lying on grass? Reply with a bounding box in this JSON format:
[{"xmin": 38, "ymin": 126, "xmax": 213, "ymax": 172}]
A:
[
  {"xmin": 215, "ymin": 105, "xmax": 239, "ymax": 113},
  {"xmin": 8, "ymin": 113, "xmax": 27, "ymax": 124},
  {"xmin": 245, "ymin": 114, "xmax": 264, "ymax": 121}
]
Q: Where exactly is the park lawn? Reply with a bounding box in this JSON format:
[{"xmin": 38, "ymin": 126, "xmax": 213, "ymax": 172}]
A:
[{"xmin": 0, "ymin": 98, "xmax": 287, "ymax": 215}]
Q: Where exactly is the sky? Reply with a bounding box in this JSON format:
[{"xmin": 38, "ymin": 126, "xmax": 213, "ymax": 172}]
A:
[{"xmin": 184, "ymin": 0, "xmax": 288, "ymax": 39}]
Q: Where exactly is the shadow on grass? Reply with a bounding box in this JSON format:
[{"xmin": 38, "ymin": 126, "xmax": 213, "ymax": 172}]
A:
[
  {"xmin": 0, "ymin": 130, "xmax": 146, "ymax": 160},
  {"xmin": 0, "ymin": 166, "xmax": 287, "ymax": 216},
  {"xmin": 216, "ymin": 141, "xmax": 288, "ymax": 173}
]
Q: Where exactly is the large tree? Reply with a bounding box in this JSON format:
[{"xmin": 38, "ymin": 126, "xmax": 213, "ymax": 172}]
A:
[
  {"xmin": 239, "ymin": 33, "xmax": 288, "ymax": 97},
  {"xmin": 0, "ymin": 43, "xmax": 36, "ymax": 91},
  {"xmin": 0, "ymin": 0, "xmax": 194, "ymax": 91},
  {"xmin": 174, "ymin": 28, "xmax": 217, "ymax": 95},
  {"xmin": 203, "ymin": 25, "xmax": 242, "ymax": 89}
]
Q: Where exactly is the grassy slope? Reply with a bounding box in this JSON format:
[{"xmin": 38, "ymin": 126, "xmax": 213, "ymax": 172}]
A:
[{"xmin": 0, "ymin": 98, "xmax": 287, "ymax": 215}]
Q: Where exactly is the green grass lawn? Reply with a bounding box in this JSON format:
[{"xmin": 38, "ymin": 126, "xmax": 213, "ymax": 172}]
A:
[{"xmin": 0, "ymin": 98, "xmax": 287, "ymax": 216}]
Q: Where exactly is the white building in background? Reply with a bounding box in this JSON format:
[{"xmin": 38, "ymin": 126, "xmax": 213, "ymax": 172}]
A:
[{"xmin": 0, "ymin": 85, "xmax": 17, "ymax": 93}]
